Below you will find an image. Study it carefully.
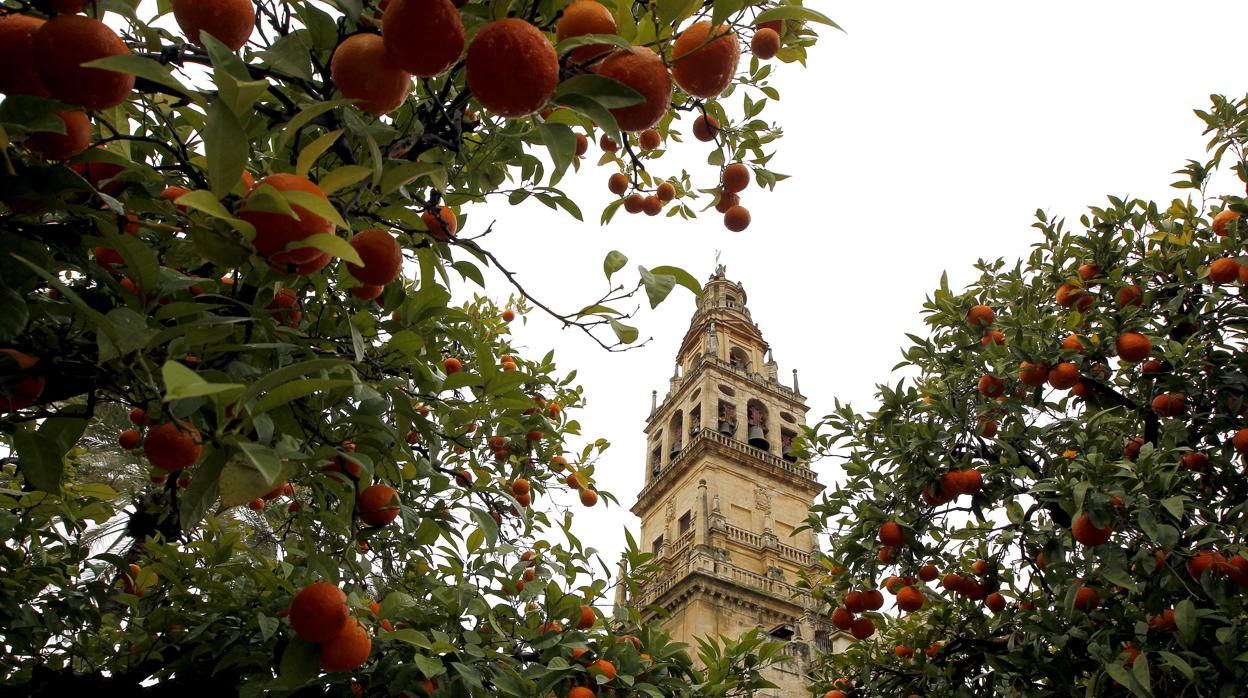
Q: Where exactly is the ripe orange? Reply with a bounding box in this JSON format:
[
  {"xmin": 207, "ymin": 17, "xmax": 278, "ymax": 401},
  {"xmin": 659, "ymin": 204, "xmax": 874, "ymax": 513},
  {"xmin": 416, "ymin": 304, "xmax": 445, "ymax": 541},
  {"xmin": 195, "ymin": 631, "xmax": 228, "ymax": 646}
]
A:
[
  {"xmin": 1071, "ymin": 514, "xmax": 1111, "ymax": 547},
  {"xmin": 574, "ymin": 604, "xmax": 595, "ymax": 629},
  {"xmin": 332, "ymin": 33, "xmax": 412, "ymax": 116},
  {"xmin": 830, "ymin": 607, "xmax": 853, "ymax": 629},
  {"xmin": 1213, "ymin": 209, "xmax": 1241, "ymax": 236},
  {"xmin": 722, "ymin": 163, "xmax": 750, "ymax": 193},
  {"xmin": 751, "ymin": 27, "xmax": 780, "ymax": 60},
  {"xmin": 421, "ymin": 205, "xmax": 458, "ymax": 240},
  {"xmin": 579, "ymin": 488, "xmax": 599, "ymax": 507},
  {"xmin": 241, "ymin": 174, "xmax": 335, "ymax": 265},
  {"xmin": 1182, "ymin": 451, "xmax": 1209, "ymax": 470},
  {"xmin": 25, "ymin": 111, "xmax": 91, "ymax": 161},
  {"xmin": 144, "ymin": 421, "xmax": 203, "ymax": 472},
  {"xmin": 639, "ymin": 128, "xmax": 661, "ymax": 150},
  {"xmin": 878, "ymin": 521, "xmax": 904, "ymax": 547},
  {"xmin": 1061, "ymin": 333, "xmax": 1083, "ymax": 351},
  {"xmin": 642, "ymin": 195, "xmax": 662, "ymax": 216},
  {"xmin": 501, "ymin": 308, "xmax": 516, "ymax": 322},
  {"xmin": 896, "ymin": 585, "xmax": 924, "ymax": 612},
  {"xmin": 977, "ymin": 416, "xmax": 997, "ymax": 437},
  {"xmin": 0, "ymin": 14, "xmax": 49, "ymax": 97},
  {"xmin": 320, "ymin": 620, "xmax": 372, "ymax": 672},
  {"xmin": 607, "ymin": 172, "xmax": 629, "ymax": 195},
  {"xmin": 510, "ymin": 478, "xmax": 530, "ymax": 496},
  {"xmin": 382, "ymin": 0, "xmax": 464, "ymax": 77},
  {"xmin": 268, "ymin": 287, "xmax": 302, "ymax": 327},
  {"xmin": 551, "ymin": 455, "xmax": 568, "ymax": 471},
  {"xmin": 467, "ymin": 19, "xmax": 559, "ymax": 117},
  {"xmin": 861, "ymin": 589, "xmax": 884, "ymax": 610},
  {"xmin": 824, "ymin": 692, "xmax": 847, "ymax": 698},
  {"xmin": 346, "ymin": 228, "xmax": 403, "ymax": 285},
  {"xmin": 656, "ymin": 182, "xmax": 676, "ymax": 202},
  {"xmin": 455, "ymin": 469, "xmax": 473, "ymax": 487},
  {"xmin": 980, "ymin": 329, "xmax": 1005, "ymax": 347},
  {"xmin": 358, "ymin": 484, "xmax": 401, "ymax": 527},
  {"xmin": 290, "ymin": 581, "xmax": 352, "ymax": 642},
  {"xmin": 1123, "ymin": 436, "xmax": 1143, "ymax": 461},
  {"xmin": 723, "ymin": 205, "xmax": 750, "ymax": 232},
  {"xmin": 593, "ymin": 47, "xmax": 672, "ymax": 132},
  {"xmin": 1209, "ymin": 257, "xmax": 1240, "ymax": 284},
  {"xmin": 350, "ymin": 285, "xmax": 384, "ymax": 301},
  {"xmin": 918, "ymin": 563, "xmax": 939, "ymax": 581},
  {"xmin": 1055, "ymin": 283, "xmax": 1092, "ymax": 311},
  {"xmin": 247, "ymin": 497, "xmax": 264, "ymax": 511},
  {"xmin": 965, "ymin": 304, "xmax": 995, "ymax": 328},
  {"xmin": 556, "ymin": 0, "xmax": 617, "ymax": 64},
  {"xmin": 171, "ymin": 0, "xmax": 255, "ymax": 51},
  {"xmin": 1151, "ymin": 392, "xmax": 1186, "ymax": 417},
  {"xmin": 443, "ymin": 357, "xmax": 462, "ymax": 373},
  {"xmin": 1187, "ymin": 550, "xmax": 1225, "ymax": 580},
  {"xmin": 1078, "ymin": 262, "xmax": 1100, "ymax": 281},
  {"xmin": 623, "ymin": 193, "xmax": 645, "ymax": 213},
  {"xmin": 1234, "ymin": 428, "xmax": 1248, "ymax": 454},
  {"xmin": 568, "ymin": 688, "xmax": 595, "ymax": 698},
  {"xmin": 1115, "ymin": 332, "xmax": 1151, "ymax": 363},
  {"xmin": 1018, "ymin": 361, "xmax": 1049, "ymax": 387},
  {"xmin": 33, "ymin": 15, "xmax": 135, "ymax": 110},
  {"xmin": 589, "ymin": 658, "xmax": 616, "ymax": 680},
  {"xmin": 1073, "ymin": 586, "xmax": 1100, "ymax": 611},
  {"xmin": 843, "ymin": 590, "xmax": 864, "ymax": 613},
  {"xmin": 1047, "ymin": 362, "xmax": 1079, "ymax": 390},
  {"xmin": 692, "ymin": 114, "xmax": 720, "ymax": 142},
  {"xmin": 715, "ymin": 190, "xmax": 739, "ymax": 213},
  {"xmin": 574, "ymin": 133, "xmax": 589, "ymax": 156},
  {"xmin": 977, "ymin": 374, "xmax": 1005, "ymax": 397},
  {"xmin": 1140, "ymin": 358, "xmax": 1163, "ymax": 374},
  {"xmin": 985, "ymin": 592, "xmax": 1006, "ymax": 613},
  {"xmin": 672, "ymin": 22, "xmax": 739, "ymax": 99},
  {"xmin": 599, "ymin": 133, "xmax": 618, "ymax": 152},
  {"xmin": 119, "ymin": 429, "xmax": 141, "ymax": 450},
  {"xmin": 292, "ymin": 252, "xmax": 331, "ymax": 276},
  {"xmin": 1116, "ymin": 284, "xmax": 1142, "ymax": 307},
  {"xmin": 849, "ymin": 616, "xmax": 875, "ymax": 639}
]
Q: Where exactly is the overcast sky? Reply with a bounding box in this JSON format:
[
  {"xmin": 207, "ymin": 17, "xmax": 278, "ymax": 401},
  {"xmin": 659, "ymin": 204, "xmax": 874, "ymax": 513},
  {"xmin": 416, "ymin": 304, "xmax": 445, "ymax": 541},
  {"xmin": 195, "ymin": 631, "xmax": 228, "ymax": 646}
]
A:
[{"xmin": 470, "ymin": 2, "xmax": 1248, "ymax": 583}]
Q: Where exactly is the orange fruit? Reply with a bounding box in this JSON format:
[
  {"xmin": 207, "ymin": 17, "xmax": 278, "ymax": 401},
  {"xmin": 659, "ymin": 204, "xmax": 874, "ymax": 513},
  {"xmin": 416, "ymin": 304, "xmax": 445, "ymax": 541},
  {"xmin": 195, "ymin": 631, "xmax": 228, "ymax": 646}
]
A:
[
  {"xmin": 332, "ymin": 33, "xmax": 412, "ymax": 116},
  {"xmin": 346, "ymin": 228, "xmax": 403, "ymax": 285},
  {"xmin": 160, "ymin": 185, "xmax": 192, "ymax": 209},
  {"xmin": 656, "ymin": 182, "xmax": 676, "ymax": 202},
  {"xmin": 896, "ymin": 585, "xmax": 924, "ymax": 612},
  {"xmin": 268, "ymin": 287, "xmax": 303, "ymax": 327},
  {"xmin": 1209, "ymin": 257, "xmax": 1240, "ymax": 284},
  {"xmin": 721, "ymin": 163, "xmax": 750, "ymax": 193},
  {"xmin": 241, "ymin": 173, "xmax": 335, "ymax": 265},
  {"xmin": 918, "ymin": 563, "xmax": 939, "ymax": 581},
  {"xmin": 1123, "ymin": 436, "xmax": 1143, "ymax": 461},
  {"xmin": 981, "ymin": 329, "xmax": 1005, "ymax": 347},
  {"xmin": 1234, "ymin": 428, "xmax": 1248, "ymax": 455},
  {"xmin": 1182, "ymin": 451, "xmax": 1208, "ymax": 471},
  {"xmin": 1061, "ymin": 333, "xmax": 1083, "ymax": 351},
  {"xmin": 861, "ymin": 589, "xmax": 884, "ymax": 610},
  {"xmin": 607, "ymin": 172, "xmax": 629, "ymax": 195},
  {"xmin": 830, "ymin": 607, "xmax": 853, "ymax": 629},
  {"xmin": 593, "ymin": 47, "xmax": 671, "ymax": 132},
  {"xmin": 843, "ymin": 590, "xmax": 864, "ymax": 613},
  {"xmin": 171, "ymin": 0, "xmax": 255, "ymax": 51},
  {"xmin": 642, "ymin": 195, "xmax": 662, "ymax": 216},
  {"xmin": 25, "ymin": 111, "xmax": 91, "ymax": 161},
  {"xmin": 320, "ymin": 620, "xmax": 372, "ymax": 672},
  {"xmin": 382, "ymin": 0, "xmax": 464, "ymax": 77},
  {"xmin": 574, "ymin": 133, "xmax": 589, "ymax": 156},
  {"xmin": 555, "ymin": 0, "xmax": 617, "ymax": 64},
  {"xmin": 1078, "ymin": 263, "xmax": 1100, "ymax": 281},
  {"xmin": 714, "ymin": 190, "xmax": 739, "ymax": 213},
  {"xmin": 1213, "ymin": 209, "xmax": 1241, "ymax": 236},
  {"xmin": 985, "ymin": 592, "xmax": 1006, "ymax": 613},
  {"xmin": 1073, "ymin": 586, "xmax": 1100, "ymax": 611},
  {"xmin": 623, "ymin": 193, "xmax": 644, "ymax": 213},
  {"xmin": 599, "ymin": 133, "xmax": 618, "ymax": 152},
  {"xmin": 692, "ymin": 114, "xmax": 720, "ymax": 142},
  {"xmin": 751, "ymin": 27, "xmax": 780, "ymax": 60},
  {"xmin": 977, "ymin": 374, "xmax": 1005, "ymax": 397},
  {"xmin": 1151, "ymin": 392, "xmax": 1186, "ymax": 417},
  {"xmin": 589, "ymin": 658, "xmax": 616, "ymax": 680},
  {"xmin": 143, "ymin": 421, "xmax": 203, "ymax": 472},
  {"xmin": 965, "ymin": 304, "xmax": 995, "ymax": 328},
  {"xmin": 1116, "ymin": 283, "xmax": 1142, "ymax": 307},
  {"xmin": 574, "ymin": 604, "xmax": 595, "ymax": 629},
  {"xmin": 467, "ymin": 19, "xmax": 558, "ymax": 117},
  {"xmin": 1018, "ymin": 361, "xmax": 1049, "ymax": 387},
  {"xmin": 567, "ymin": 688, "xmax": 594, "ymax": 698},
  {"xmin": 33, "ymin": 15, "xmax": 134, "ymax": 110},
  {"xmin": 849, "ymin": 616, "xmax": 875, "ymax": 639},
  {"xmin": 723, "ymin": 205, "xmax": 750, "ymax": 232},
  {"xmin": 1115, "ymin": 332, "xmax": 1151, "ymax": 363},
  {"xmin": 290, "ymin": 581, "xmax": 352, "ymax": 642},
  {"xmin": 1055, "ymin": 283, "xmax": 1092, "ymax": 311},
  {"xmin": 671, "ymin": 21, "xmax": 739, "ymax": 99},
  {"xmin": 443, "ymin": 357, "xmax": 462, "ymax": 373},
  {"xmin": 350, "ymin": 285, "xmax": 384, "ymax": 301},
  {"xmin": 118, "ymin": 429, "xmax": 141, "ymax": 450},
  {"xmin": 579, "ymin": 488, "xmax": 599, "ymax": 507},
  {"xmin": 421, "ymin": 205, "xmax": 458, "ymax": 240},
  {"xmin": 510, "ymin": 478, "xmax": 530, "ymax": 496},
  {"xmin": 972, "ymin": 559, "xmax": 991, "ymax": 576},
  {"xmin": 638, "ymin": 128, "xmax": 661, "ymax": 151},
  {"xmin": 878, "ymin": 521, "xmax": 904, "ymax": 547},
  {"xmin": 1047, "ymin": 362, "xmax": 1079, "ymax": 390},
  {"xmin": 501, "ymin": 308, "xmax": 516, "ymax": 322},
  {"xmin": 0, "ymin": 14, "xmax": 49, "ymax": 97},
  {"xmin": 357, "ymin": 484, "xmax": 401, "ymax": 527},
  {"xmin": 1071, "ymin": 514, "xmax": 1111, "ymax": 547}
]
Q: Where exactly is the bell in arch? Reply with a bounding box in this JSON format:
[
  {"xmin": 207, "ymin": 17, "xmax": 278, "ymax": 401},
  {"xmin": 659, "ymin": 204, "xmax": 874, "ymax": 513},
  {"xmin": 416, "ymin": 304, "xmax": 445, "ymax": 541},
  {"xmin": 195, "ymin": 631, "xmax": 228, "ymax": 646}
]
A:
[
  {"xmin": 748, "ymin": 424, "xmax": 769, "ymax": 451},
  {"xmin": 718, "ymin": 420, "xmax": 735, "ymax": 437}
]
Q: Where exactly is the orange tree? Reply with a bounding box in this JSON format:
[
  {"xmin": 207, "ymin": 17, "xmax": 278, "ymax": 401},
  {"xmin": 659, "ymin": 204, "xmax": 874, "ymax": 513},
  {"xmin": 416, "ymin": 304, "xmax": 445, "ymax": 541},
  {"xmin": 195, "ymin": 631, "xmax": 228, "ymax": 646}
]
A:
[
  {"xmin": 0, "ymin": 0, "xmax": 836, "ymax": 694},
  {"xmin": 802, "ymin": 94, "xmax": 1248, "ymax": 696}
]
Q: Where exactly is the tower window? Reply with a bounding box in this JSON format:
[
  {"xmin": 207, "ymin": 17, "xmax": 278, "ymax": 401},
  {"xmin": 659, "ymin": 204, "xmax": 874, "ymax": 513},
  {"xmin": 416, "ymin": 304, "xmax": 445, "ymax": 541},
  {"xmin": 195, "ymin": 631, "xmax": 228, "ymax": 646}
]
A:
[
  {"xmin": 678, "ymin": 511, "xmax": 692, "ymax": 534},
  {"xmin": 729, "ymin": 346, "xmax": 750, "ymax": 371},
  {"xmin": 652, "ymin": 535, "xmax": 664, "ymax": 556}
]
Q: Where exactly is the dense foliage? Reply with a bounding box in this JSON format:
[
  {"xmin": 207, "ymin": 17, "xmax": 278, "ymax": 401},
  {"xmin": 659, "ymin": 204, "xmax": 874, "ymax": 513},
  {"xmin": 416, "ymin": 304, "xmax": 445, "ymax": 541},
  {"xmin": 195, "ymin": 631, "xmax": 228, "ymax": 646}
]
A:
[
  {"xmin": 0, "ymin": 0, "xmax": 833, "ymax": 694},
  {"xmin": 803, "ymin": 95, "xmax": 1248, "ymax": 697}
]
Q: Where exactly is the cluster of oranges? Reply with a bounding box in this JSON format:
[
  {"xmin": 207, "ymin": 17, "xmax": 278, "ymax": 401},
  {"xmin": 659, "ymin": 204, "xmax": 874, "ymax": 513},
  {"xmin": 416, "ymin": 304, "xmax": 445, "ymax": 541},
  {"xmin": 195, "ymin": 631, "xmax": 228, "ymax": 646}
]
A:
[{"xmin": 288, "ymin": 581, "xmax": 373, "ymax": 673}]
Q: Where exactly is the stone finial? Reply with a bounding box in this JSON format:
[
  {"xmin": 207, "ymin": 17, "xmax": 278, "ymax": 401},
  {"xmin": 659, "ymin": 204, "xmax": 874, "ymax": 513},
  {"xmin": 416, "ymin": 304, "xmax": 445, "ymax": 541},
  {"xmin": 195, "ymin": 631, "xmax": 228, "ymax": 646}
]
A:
[
  {"xmin": 792, "ymin": 368, "xmax": 800, "ymax": 394},
  {"xmin": 650, "ymin": 390, "xmax": 657, "ymax": 415}
]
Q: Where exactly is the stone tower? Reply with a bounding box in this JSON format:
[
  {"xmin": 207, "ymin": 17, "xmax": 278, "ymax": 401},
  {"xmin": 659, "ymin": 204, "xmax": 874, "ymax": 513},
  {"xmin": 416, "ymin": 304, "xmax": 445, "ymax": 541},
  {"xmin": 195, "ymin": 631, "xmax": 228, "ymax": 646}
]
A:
[{"xmin": 624, "ymin": 266, "xmax": 852, "ymax": 695}]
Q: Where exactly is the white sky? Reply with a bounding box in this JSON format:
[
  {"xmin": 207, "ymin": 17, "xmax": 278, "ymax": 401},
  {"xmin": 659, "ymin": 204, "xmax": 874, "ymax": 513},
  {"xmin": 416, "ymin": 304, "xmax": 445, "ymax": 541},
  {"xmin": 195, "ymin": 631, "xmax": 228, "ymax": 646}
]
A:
[{"xmin": 466, "ymin": 1, "xmax": 1248, "ymax": 581}]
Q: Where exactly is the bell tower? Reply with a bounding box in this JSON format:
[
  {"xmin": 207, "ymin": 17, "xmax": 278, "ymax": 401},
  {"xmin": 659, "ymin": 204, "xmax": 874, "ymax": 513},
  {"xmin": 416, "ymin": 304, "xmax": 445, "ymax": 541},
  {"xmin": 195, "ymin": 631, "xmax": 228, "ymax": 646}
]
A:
[{"xmin": 624, "ymin": 266, "xmax": 851, "ymax": 694}]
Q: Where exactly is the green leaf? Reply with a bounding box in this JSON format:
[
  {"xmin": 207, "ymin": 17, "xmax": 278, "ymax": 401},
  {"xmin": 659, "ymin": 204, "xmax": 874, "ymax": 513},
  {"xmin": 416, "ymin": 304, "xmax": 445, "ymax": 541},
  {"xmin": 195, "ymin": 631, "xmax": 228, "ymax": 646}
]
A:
[
  {"xmin": 283, "ymin": 190, "xmax": 348, "ymax": 229},
  {"xmin": 710, "ymin": 0, "xmax": 744, "ymax": 27},
  {"xmin": 648, "ymin": 265, "xmax": 703, "ymax": 296},
  {"xmin": 295, "ymin": 129, "xmax": 343, "ymax": 178},
  {"xmin": 452, "ymin": 260, "xmax": 484, "ymax": 287},
  {"xmin": 97, "ymin": 308, "xmax": 154, "ymax": 362},
  {"xmin": 203, "ymin": 99, "xmax": 248, "ymax": 198},
  {"xmin": 318, "ymin": 165, "xmax": 372, "ymax": 195},
  {"xmin": 280, "ymin": 636, "xmax": 321, "ymax": 688},
  {"xmin": 537, "ymin": 122, "xmax": 577, "ymax": 181},
  {"xmin": 173, "ymin": 190, "xmax": 256, "ymax": 237},
  {"xmin": 0, "ymin": 287, "xmax": 29, "ymax": 342},
  {"xmin": 1174, "ymin": 599, "xmax": 1197, "ymax": 646},
  {"xmin": 380, "ymin": 161, "xmax": 446, "ymax": 195},
  {"xmin": 554, "ymin": 33, "xmax": 632, "ymax": 56},
  {"xmin": 754, "ymin": 5, "xmax": 844, "ymax": 31},
  {"xmin": 252, "ymin": 378, "xmax": 359, "ymax": 414},
  {"xmin": 554, "ymin": 75, "xmax": 644, "ymax": 109},
  {"xmin": 603, "ymin": 250, "xmax": 628, "ymax": 279},
  {"xmin": 275, "ymin": 99, "xmax": 355, "ymax": 154},
  {"xmin": 1157, "ymin": 651, "xmax": 1194, "ymax": 681},
  {"xmin": 609, "ymin": 319, "xmax": 639, "ymax": 344},
  {"xmin": 162, "ymin": 361, "xmax": 244, "ymax": 402},
  {"xmin": 291, "ymin": 233, "xmax": 363, "ymax": 265},
  {"xmin": 179, "ymin": 449, "xmax": 224, "ymax": 529},
  {"xmin": 1160, "ymin": 496, "xmax": 1185, "ymax": 521},
  {"xmin": 553, "ymin": 93, "xmax": 624, "ymax": 145},
  {"xmin": 219, "ymin": 448, "xmax": 292, "ymax": 508},
  {"xmin": 638, "ymin": 265, "xmax": 676, "ymax": 308},
  {"xmin": 13, "ymin": 418, "xmax": 87, "ymax": 494},
  {"xmin": 80, "ymin": 55, "xmax": 201, "ymax": 104}
]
